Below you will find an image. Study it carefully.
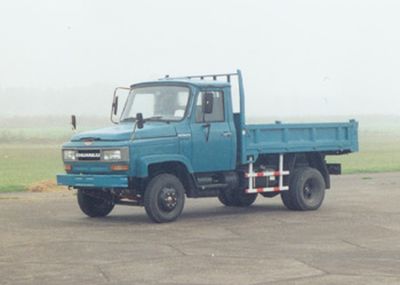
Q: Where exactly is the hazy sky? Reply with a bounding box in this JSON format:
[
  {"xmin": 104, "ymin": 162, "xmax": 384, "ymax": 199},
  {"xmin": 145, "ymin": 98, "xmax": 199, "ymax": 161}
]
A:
[{"xmin": 0, "ymin": 0, "xmax": 399, "ymax": 117}]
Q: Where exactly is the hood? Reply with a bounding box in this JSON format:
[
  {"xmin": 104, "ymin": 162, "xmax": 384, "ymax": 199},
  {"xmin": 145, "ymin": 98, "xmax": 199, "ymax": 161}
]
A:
[{"xmin": 71, "ymin": 123, "xmax": 177, "ymax": 142}]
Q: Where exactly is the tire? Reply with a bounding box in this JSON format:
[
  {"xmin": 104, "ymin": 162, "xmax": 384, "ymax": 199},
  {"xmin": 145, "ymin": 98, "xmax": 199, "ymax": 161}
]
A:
[
  {"xmin": 144, "ymin": 174, "xmax": 185, "ymax": 223},
  {"xmin": 261, "ymin": 192, "xmax": 279, "ymax": 198},
  {"xmin": 233, "ymin": 189, "xmax": 257, "ymax": 207},
  {"xmin": 218, "ymin": 189, "xmax": 237, "ymax": 206},
  {"xmin": 281, "ymin": 187, "xmax": 297, "ymax": 210},
  {"xmin": 281, "ymin": 167, "xmax": 326, "ymax": 211},
  {"xmin": 218, "ymin": 188, "xmax": 257, "ymax": 207},
  {"xmin": 77, "ymin": 189, "xmax": 115, "ymax": 217}
]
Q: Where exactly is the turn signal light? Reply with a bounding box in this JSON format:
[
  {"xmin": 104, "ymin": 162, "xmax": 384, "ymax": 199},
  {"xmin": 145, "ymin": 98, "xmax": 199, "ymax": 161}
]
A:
[
  {"xmin": 111, "ymin": 164, "xmax": 129, "ymax": 171},
  {"xmin": 64, "ymin": 164, "xmax": 72, "ymax": 172}
]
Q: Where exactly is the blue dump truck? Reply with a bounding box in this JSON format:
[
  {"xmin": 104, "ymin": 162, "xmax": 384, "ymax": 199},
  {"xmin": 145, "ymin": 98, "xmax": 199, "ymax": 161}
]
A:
[{"xmin": 57, "ymin": 70, "xmax": 358, "ymax": 223}]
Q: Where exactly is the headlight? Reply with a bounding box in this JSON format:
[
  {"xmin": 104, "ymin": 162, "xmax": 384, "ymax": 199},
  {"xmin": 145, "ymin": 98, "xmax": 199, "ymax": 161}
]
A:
[
  {"xmin": 103, "ymin": 150, "xmax": 122, "ymax": 161},
  {"xmin": 63, "ymin": 150, "xmax": 76, "ymax": 161}
]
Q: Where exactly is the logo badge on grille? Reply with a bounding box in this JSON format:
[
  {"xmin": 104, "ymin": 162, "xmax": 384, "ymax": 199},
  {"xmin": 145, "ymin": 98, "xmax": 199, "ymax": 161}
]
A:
[
  {"xmin": 76, "ymin": 150, "xmax": 101, "ymax": 160},
  {"xmin": 83, "ymin": 140, "xmax": 93, "ymax": 146}
]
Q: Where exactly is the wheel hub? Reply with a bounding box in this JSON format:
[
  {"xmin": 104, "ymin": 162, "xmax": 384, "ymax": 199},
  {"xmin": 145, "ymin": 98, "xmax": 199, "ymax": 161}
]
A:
[
  {"xmin": 303, "ymin": 183, "xmax": 313, "ymax": 199},
  {"xmin": 158, "ymin": 187, "xmax": 177, "ymax": 212}
]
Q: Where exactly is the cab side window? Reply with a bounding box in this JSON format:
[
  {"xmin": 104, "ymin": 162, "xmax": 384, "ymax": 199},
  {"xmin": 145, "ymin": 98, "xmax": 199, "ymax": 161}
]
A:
[{"xmin": 195, "ymin": 91, "xmax": 224, "ymax": 123}]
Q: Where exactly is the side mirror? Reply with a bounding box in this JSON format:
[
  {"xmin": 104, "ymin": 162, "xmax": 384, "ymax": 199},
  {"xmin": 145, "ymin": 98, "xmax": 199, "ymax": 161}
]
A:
[
  {"xmin": 136, "ymin": 112, "xmax": 144, "ymax": 129},
  {"xmin": 202, "ymin": 92, "xmax": 214, "ymax": 114},
  {"xmin": 110, "ymin": 87, "xmax": 130, "ymax": 124},
  {"xmin": 112, "ymin": 96, "xmax": 119, "ymax": 115},
  {"xmin": 71, "ymin": 115, "xmax": 77, "ymax": 131}
]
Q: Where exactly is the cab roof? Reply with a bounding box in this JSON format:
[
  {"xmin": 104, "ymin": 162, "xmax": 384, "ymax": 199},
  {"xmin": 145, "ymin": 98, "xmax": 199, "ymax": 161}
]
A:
[{"xmin": 130, "ymin": 79, "xmax": 231, "ymax": 89}]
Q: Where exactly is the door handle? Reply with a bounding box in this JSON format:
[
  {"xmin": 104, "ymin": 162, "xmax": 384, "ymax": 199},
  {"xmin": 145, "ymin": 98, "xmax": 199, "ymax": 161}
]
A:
[
  {"xmin": 222, "ymin": 131, "xmax": 232, "ymax": 137},
  {"xmin": 202, "ymin": 123, "xmax": 211, "ymax": 142}
]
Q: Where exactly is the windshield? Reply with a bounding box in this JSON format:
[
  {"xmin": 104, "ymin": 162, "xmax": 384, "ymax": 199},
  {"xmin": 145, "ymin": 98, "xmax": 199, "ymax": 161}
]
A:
[{"xmin": 120, "ymin": 85, "xmax": 190, "ymax": 122}]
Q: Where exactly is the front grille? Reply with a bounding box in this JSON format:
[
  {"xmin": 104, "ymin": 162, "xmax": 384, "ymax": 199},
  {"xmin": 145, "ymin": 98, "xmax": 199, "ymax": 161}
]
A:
[{"xmin": 76, "ymin": 149, "xmax": 101, "ymax": 161}]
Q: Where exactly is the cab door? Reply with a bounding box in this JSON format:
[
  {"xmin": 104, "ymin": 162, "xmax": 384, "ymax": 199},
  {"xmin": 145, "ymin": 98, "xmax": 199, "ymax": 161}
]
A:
[{"xmin": 190, "ymin": 90, "xmax": 235, "ymax": 172}]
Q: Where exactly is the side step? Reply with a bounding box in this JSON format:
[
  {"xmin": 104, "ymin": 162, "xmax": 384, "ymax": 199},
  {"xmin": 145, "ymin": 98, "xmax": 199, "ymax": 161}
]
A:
[
  {"xmin": 194, "ymin": 189, "xmax": 220, "ymax": 198},
  {"xmin": 198, "ymin": 183, "xmax": 228, "ymax": 191},
  {"xmin": 192, "ymin": 181, "xmax": 228, "ymax": 198}
]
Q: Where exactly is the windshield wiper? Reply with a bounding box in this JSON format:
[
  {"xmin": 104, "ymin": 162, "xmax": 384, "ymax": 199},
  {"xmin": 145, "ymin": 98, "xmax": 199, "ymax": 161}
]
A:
[
  {"xmin": 144, "ymin": 116, "xmax": 164, "ymax": 122},
  {"xmin": 122, "ymin": 115, "xmax": 169, "ymax": 124},
  {"xmin": 145, "ymin": 116, "xmax": 171, "ymax": 124},
  {"xmin": 120, "ymin": 117, "xmax": 137, "ymax": 122}
]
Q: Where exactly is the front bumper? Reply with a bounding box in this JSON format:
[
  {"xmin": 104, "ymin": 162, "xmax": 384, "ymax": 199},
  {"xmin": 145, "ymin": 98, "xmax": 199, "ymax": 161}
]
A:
[{"xmin": 57, "ymin": 174, "xmax": 128, "ymax": 188}]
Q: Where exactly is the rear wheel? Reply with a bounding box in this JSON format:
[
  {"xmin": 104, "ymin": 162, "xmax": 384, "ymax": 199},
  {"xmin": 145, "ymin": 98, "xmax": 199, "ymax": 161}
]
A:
[
  {"xmin": 234, "ymin": 189, "xmax": 257, "ymax": 207},
  {"xmin": 281, "ymin": 167, "xmax": 326, "ymax": 211},
  {"xmin": 218, "ymin": 188, "xmax": 257, "ymax": 207},
  {"xmin": 144, "ymin": 174, "xmax": 185, "ymax": 223},
  {"xmin": 77, "ymin": 189, "xmax": 115, "ymax": 217},
  {"xmin": 218, "ymin": 188, "xmax": 237, "ymax": 206}
]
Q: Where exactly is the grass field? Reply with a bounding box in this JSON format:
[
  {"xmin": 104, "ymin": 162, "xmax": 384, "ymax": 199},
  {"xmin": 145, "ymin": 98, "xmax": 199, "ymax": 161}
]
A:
[
  {"xmin": 0, "ymin": 145, "xmax": 63, "ymax": 193},
  {"xmin": 328, "ymin": 131, "xmax": 400, "ymax": 174},
  {"xmin": 0, "ymin": 115, "xmax": 399, "ymax": 193},
  {"xmin": 0, "ymin": 127, "xmax": 70, "ymax": 144}
]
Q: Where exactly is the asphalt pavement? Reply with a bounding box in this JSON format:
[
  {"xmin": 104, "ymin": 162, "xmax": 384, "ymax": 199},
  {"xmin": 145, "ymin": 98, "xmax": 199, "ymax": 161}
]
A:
[{"xmin": 1, "ymin": 172, "xmax": 400, "ymax": 285}]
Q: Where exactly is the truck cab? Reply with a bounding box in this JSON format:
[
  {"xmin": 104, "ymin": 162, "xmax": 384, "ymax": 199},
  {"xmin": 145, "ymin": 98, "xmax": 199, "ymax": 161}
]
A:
[{"xmin": 57, "ymin": 70, "xmax": 358, "ymax": 223}]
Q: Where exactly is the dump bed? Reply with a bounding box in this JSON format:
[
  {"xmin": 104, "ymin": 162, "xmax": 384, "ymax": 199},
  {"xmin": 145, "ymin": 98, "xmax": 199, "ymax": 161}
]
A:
[{"xmin": 240, "ymin": 120, "xmax": 358, "ymax": 163}]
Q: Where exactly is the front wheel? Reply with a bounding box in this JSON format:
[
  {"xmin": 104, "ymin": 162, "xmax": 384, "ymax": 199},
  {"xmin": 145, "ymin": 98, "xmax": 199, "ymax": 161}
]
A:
[
  {"xmin": 281, "ymin": 167, "xmax": 326, "ymax": 211},
  {"xmin": 144, "ymin": 174, "xmax": 185, "ymax": 223},
  {"xmin": 77, "ymin": 189, "xmax": 115, "ymax": 217}
]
